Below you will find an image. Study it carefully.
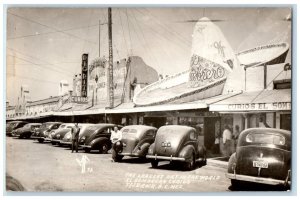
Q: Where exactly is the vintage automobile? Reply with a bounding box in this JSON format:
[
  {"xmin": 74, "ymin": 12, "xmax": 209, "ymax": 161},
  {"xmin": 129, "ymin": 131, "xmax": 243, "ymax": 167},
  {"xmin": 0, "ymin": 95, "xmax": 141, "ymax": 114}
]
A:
[
  {"xmin": 11, "ymin": 123, "xmax": 42, "ymax": 139},
  {"xmin": 6, "ymin": 121, "xmax": 29, "ymax": 136},
  {"xmin": 146, "ymin": 125, "xmax": 207, "ymax": 170},
  {"xmin": 113, "ymin": 125, "xmax": 157, "ymax": 162},
  {"xmin": 60, "ymin": 124, "xmax": 95, "ymax": 147},
  {"xmin": 226, "ymin": 128, "xmax": 291, "ymax": 189},
  {"xmin": 79, "ymin": 124, "xmax": 123, "ymax": 153},
  {"xmin": 31, "ymin": 122, "xmax": 62, "ymax": 143},
  {"xmin": 49, "ymin": 123, "xmax": 76, "ymax": 145}
]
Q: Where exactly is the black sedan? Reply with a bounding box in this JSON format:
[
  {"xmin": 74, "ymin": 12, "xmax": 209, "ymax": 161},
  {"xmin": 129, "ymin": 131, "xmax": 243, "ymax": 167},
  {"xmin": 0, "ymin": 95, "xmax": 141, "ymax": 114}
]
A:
[
  {"xmin": 226, "ymin": 128, "xmax": 291, "ymax": 189},
  {"xmin": 11, "ymin": 123, "xmax": 42, "ymax": 139}
]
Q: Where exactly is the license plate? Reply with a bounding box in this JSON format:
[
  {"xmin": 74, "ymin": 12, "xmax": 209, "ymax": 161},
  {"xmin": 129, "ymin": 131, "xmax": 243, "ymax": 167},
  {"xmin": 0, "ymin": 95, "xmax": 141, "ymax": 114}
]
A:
[{"xmin": 253, "ymin": 160, "xmax": 268, "ymax": 168}]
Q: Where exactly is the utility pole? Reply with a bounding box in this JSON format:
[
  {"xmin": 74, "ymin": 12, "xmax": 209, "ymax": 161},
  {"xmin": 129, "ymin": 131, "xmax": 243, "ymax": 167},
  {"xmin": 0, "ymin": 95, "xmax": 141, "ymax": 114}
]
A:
[
  {"xmin": 108, "ymin": 7, "xmax": 114, "ymax": 108},
  {"xmin": 99, "ymin": 20, "xmax": 101, "ymax": 57}
]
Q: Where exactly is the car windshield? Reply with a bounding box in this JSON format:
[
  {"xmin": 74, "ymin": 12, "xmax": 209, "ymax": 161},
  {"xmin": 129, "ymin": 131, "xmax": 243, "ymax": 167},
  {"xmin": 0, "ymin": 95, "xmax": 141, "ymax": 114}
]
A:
[
  {"xmin": 59, "ymin": 125, "xmax": 66, "ymax": 129},
  {"xmin": 23, "ymin": 124, "xmax": 31, "ymax": 128},
  {"xmin": 246, "ymin": 133, "xmax": 285, "ymax": 145},
  {"xmin": 41, "ymin": 123, "xmax": 52, "ymax": 129},
  {"xmin": 7, "ymin": 123, "xmax": 17, "ymax": 128}
]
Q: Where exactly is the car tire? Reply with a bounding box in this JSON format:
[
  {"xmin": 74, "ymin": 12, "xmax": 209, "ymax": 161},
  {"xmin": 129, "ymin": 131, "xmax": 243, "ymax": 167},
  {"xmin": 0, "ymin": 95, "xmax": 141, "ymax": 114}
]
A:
[
  {"xmin": 84, "ymin": 148, "xmax": 91, "ymax": 153},
  {"xmin": 38, "ymin": 139, "xmax": 44, "ymax": 143},
  {"xmin": 151, "ymin": 160, "xmax": 159, "ymax": 168},
  {"xmin": 184, "ymin": 153, "xmax": 195, "ymax": 171},
  {"xmin": 51, "ymin": 141, "xmax": 56, "ymax": 145},
  {"xmin": 100, "ymin": 144, "xmax": 109, "ymax": 154},
  {"xmin": 231, "ymin": 179, "xmax": 241, "ymax": 188}
]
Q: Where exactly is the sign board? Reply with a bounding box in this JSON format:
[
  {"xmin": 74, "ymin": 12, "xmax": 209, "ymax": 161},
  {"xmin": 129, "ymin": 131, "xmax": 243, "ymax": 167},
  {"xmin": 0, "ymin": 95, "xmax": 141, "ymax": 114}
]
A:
[
  {"xmin": 88, "ymin": 60, "xmax": 127, "ymax": 103},
  {"xmin": 70, "ymin": 96, "xmax": 88, "ymax": 104},
  {"xmin": 210, "ymin": 102, "xmax": 291, "ymax": 112},
  {"xmin": 81, "ymin": 54, "xmax": 88, "ymax": 97}
]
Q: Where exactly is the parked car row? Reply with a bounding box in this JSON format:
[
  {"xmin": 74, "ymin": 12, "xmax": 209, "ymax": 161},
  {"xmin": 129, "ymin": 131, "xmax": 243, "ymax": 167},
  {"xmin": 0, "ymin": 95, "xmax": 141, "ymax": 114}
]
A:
[{"xmin": 6, "ymin": 120, "xmax": 291, "ymax": 189}]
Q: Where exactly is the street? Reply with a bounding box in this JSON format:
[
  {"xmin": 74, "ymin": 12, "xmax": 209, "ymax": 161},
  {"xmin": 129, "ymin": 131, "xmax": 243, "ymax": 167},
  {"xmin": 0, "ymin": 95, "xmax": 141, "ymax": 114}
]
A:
[{"xmin": 6, "ymin": 137, "xmax": 231, "ymax": 192}]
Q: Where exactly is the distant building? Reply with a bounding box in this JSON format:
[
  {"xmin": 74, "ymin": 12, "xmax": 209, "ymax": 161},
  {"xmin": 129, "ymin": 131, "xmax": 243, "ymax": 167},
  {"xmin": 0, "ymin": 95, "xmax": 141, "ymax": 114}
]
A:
[{"xmin": 58, "ymin": 80, "xmax": 70, "ymax": 96}]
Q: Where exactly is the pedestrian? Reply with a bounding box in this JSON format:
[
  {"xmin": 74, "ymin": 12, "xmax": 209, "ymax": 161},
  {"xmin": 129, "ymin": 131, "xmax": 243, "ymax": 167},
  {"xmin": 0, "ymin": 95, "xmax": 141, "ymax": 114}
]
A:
[
  {"xmin": 233, "ymin": 125, "xmax": 240, "ymax": 144},
  {"xmin": 213, "ymin": 121, "xmax": 220, "ymax": 154},
  {"xmin": 222, "ymin": 125, "xmax": 232, "ymax": 156},
  {"xmin": 110, "ymin": 126, "xmax": 122, "ymax": 162},
  {"xmin": 71, "ymin": 123, "xmax": 80, "ymax": 153}
]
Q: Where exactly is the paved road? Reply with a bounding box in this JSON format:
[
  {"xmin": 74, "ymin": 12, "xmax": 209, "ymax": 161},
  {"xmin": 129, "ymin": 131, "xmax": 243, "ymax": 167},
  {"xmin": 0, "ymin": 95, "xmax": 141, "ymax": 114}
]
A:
[{"xmin": 6, "ymin": 137, "xmax": 232, "ymax": 192}]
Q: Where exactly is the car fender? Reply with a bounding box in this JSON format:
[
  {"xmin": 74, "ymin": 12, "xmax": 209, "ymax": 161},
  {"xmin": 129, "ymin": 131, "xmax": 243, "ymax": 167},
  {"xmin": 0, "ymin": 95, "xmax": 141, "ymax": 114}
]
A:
[
  {"xmin": 178, "ymin": 145, "xmax": 196, "ymax": 160},
  {"xmin": 90, "ymin": 137, "xmax": 111, "ymax": 149},
  {"xmin": 227, "ymin": 152, "xmax": 237, "ymax": 173},
  {"xmin": 147, "ymin": 143, "xmax": 155, "ymax": 155},
  {"xmin": 133, "ymin": 142, "xmax": 151, "ymax": 156}
]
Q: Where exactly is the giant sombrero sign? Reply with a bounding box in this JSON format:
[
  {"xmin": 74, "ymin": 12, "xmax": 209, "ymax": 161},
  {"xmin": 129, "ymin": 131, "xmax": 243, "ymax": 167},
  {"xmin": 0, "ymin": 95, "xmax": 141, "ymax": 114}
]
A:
[{"xmin": 133, "ymin": 18, "xmax": 289, "ymax": 107}]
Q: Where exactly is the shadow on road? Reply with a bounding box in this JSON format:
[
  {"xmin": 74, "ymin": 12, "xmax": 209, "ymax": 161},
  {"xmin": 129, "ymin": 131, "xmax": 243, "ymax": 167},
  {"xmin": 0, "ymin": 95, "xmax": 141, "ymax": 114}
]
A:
[
  {"xmin": 119, "ymin": 157, "xmax": 150, "ymax": 164},
  {"xmin": 149, "ymin": 162, "xmax": 206, "ymax": 172},
  {"xmin": 228, "ymin": 181, "xmax": 289, "ymax": 191}
]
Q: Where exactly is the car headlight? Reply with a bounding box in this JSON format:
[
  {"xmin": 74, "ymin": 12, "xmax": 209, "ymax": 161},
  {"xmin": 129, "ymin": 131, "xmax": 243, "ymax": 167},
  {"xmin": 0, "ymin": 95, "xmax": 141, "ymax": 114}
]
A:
[
  {"xmin": 80, "ymin": 136, "xmax": 86, "ymax": 142},
  {"xmin": 51, "ymin": 132, "xmax": 56, "ymax": 136},
  {"xmin": 66, "ymin": 134, "xmax": 71, "ymax": 140},
  {"xmin": 56, "ymin": 134, "xmax": 60, "ymax": 139}
]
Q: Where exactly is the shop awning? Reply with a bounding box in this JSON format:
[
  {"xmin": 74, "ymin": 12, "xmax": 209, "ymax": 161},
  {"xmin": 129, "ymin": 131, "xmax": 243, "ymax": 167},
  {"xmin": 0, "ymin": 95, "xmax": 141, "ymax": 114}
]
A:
[{"xmin": 209, "ymin": 89, "xmax": 291, "ymax": 112}]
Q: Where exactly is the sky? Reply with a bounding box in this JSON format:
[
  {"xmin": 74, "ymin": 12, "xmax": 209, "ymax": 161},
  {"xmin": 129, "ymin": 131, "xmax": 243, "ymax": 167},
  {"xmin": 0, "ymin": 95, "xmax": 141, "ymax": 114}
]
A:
[{"xmin": 6, "ymin": 7, "xmax": 291, "ymax": 105}]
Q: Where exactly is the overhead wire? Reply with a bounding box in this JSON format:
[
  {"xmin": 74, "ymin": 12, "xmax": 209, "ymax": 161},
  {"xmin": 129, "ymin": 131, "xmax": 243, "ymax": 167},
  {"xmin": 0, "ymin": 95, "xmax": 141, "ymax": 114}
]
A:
[
  {"xmin": 8, "ymin": 11, "xmax": 98, "ymax": 45},
  {"xmin": 6, "ymin": 54, "xmax": 73, "ymax": 77},
  {"xmin": 131, "ymin": 9, "xmax": 160, "ymax": 69},
  {"xmin": 7, "ymin": 47, "xmax": 74, "ymax": 76},
  {"xmin": 7, "ymin": 23, "xmax": 100, "ymax": 40}
]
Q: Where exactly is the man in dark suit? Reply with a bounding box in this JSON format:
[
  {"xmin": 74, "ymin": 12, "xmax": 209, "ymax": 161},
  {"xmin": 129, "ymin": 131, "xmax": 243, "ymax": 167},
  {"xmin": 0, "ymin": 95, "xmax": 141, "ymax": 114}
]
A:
[{"xmin": 71, "ymin": 123, "xmax": 80, "ymax": 153}]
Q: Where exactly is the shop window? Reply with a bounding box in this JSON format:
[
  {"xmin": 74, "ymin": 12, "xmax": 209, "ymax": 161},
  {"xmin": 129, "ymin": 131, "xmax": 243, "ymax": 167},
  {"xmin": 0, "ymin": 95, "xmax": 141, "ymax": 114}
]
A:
[{"xmin": 280, "ymin": 114, "xmax": 291, "ymax": 131}]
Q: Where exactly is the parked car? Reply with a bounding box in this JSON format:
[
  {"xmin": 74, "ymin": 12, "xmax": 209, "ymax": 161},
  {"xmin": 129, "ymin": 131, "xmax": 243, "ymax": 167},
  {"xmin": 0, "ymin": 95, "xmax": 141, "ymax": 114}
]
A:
[
  {"xmin": 226, "ymin": 128, "xmax": 291, "ymax": 189},
  {"xmin": 60, "ymin": 123, "xmax": 95, "ymax": 147},
  {"xmin": 6, "ymin": 121, "xmax": 29, "ymax": 136},
  {"xmin": 31, "ymin": 122, "xmax": 62, "ymax": 143},
  {"xmin": 50, "ymin": 124, "xmax": 76, "ymax": 145},
  {"xmin": 12, "ymin": 123, "xmax": 42, "ymax": 139},
  {"xmin": 146, "ymin": 125, "xmax": 207, "ymax": 170},
  {"xmin": 113, "ymin": 125, "xmax": 157, "ymax": 162},
  {"xmin": 79, "ymin": 124, "xmax": 123, "ymax": 153}
]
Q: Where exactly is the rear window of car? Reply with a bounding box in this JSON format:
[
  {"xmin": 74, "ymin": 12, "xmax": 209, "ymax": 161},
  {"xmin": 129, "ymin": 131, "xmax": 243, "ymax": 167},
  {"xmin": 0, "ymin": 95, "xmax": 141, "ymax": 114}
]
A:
[
  {"xmin": 122, "ymin": 129, "xmax": 138, "ymax": 137},
  {"xmin": 246, "ymin": 133, "xmax": 285, "ymax": 145}
]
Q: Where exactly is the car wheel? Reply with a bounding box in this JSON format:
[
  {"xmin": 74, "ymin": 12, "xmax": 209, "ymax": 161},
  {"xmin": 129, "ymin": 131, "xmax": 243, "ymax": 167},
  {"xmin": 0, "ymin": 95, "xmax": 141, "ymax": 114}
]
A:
[
  {"xmin": 100, "ymin": 144, "xmax": 109, "ymax": 154},
  {"xmin": 38, "ymin": 139, "xmax": 44, "ymax": 143},
  {"xmin": 184, "ymin": 153, "xmax": 195, "ymax": 171},
  {"xmin": 151, "ymin": 160, "xmax": 159, "ymax": 168},
  {"xmin": 113, "ymin": 154, "xmax": 124, "ymax": 162},
  {"xmin": 51, "ymin": 141, "xmax": 56, "ymax": 145},
  {"xmin": 84, "ymin": 148, "xmax": 91, "ymax": 153},
  {"xmin": 231, "ymin": 179, "xmax": 241, "ymax": 188}
]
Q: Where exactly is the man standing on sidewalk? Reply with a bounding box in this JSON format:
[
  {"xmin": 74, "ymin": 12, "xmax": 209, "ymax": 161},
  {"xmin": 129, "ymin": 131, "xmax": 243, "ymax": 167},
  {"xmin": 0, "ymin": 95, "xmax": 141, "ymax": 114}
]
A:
[
  {"xmin": 110, "ymin": 126, "xmax": 122, "ymax": 162},
  {"xmin": 71, "ymin": 123, "xmax": 80, "ymax": 153}
]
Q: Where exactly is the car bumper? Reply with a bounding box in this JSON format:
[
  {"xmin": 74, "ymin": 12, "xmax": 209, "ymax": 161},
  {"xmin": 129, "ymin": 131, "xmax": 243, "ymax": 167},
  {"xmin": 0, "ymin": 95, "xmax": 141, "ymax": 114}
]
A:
[
  {"xmin": 226, "ymin": 172, "xmax": 291, "ymax": 186},
  {"xmin": 44, "ymin": 138, "xmax": 52, "ymax": 141},
  {"xmin": 51, "ymin": 139, "xmax": 61, "ymax": 143},
  {"xmin": 146, "ymin": 154, "xmax": 185, "ymax": 161},
  {"xmin": 60, "ymin": 141, "xmax": 72, "ymax": 145},
  {"xmin": 31, "ymin": 136, "xmax": 43, "ymax": 139},
  {"xmin": 80, "ymin": 144, "xmax": 92, "ymax": 148}
]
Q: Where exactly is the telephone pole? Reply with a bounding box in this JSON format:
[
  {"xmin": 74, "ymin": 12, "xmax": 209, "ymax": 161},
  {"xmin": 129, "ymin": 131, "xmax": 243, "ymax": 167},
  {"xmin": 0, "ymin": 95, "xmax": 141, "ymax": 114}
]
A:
[{"xmin": 108, "ymin": 7, "xmax": 114, "ymax": 108}]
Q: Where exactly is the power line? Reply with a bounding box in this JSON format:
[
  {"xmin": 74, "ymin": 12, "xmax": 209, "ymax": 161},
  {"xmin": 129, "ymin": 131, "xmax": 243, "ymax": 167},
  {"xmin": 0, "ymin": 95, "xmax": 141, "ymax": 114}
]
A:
[
  {"xmin": 7, "ymin": 72, "xmax": 62, "ymax": 85},
  {"xmin": 8, "ymin": 11, "xmax": 98, "ymax": 45},
  {"xmin": 7, "ymin": 47, "xmax": 74, "ymax": 76},
  {"xmin": 117, "ymin": 8, "xmax": 129, "ymax": 56},
  {"xmin": 131, "ymin": 9, "xmax": 160, "ymax": 68},
  {"xmin": 126, "ymin": 9, "xmax": 133, "ymax": 55},
  {"xmin": 7, "ymin": 54, "xmax": 73, "ymax": 77},
  {"xmin": 136, "ymin": 8, "xmax": 191, "ymax": 47},
  {"xmin": 7, "ymin": 23, "xmax": 100, "ymax": 40}
]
